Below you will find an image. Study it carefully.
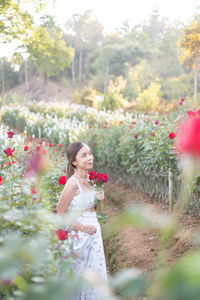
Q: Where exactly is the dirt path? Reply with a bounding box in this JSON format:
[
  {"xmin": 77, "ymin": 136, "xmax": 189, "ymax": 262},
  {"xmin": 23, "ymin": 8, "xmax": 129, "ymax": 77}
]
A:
[{"xmin": 102, "ymin": 182, "xmax": 200, "ymax": 275}]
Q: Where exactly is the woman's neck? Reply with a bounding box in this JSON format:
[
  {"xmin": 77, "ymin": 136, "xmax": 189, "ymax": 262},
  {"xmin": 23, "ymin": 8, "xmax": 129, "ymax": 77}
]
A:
[{"xmin": 74, "ymin": 170, "xmax": 88, "ymax": 179}]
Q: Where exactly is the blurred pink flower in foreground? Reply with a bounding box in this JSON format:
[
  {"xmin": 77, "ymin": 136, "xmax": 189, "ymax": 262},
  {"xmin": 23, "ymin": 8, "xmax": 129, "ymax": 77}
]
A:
[
  {"xmin": 24, "ymin": 153, "xmax": 42, "ymax": 178},
  {"xmin": 176, "ymin": 112, "xmax": 200, "ymax": 157}
]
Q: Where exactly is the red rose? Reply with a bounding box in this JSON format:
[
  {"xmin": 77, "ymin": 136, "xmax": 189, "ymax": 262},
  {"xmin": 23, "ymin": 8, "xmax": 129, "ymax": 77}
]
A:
[
  {"xmin": 152, "ymin": 132, "xmax": 155, "ymax": 136},
  {"xmin": 24, "ymin": 146, "xmax": 29, "ymax": 151},
  {"xmin": 0, "ymin": 177, "xmax": 3, "ymax": 184},
  {"xmin": 59, "ymin": 144, "xmax": 63, "ymax": 147},
  {"xmin": 155, "ymin": 120, "xmax": 159, "ymax": 125},
  {"xmin": 31, "ymin": 188, "xmax": 37, "ymax": 194},
  {"xmin": 179, "ymin": 102, "xmax": 183, "ymax": 105},
  {"xmin": 132, "ymin": 121, "xmax": 136, "ymax": 124},
  {"xmin": 168, "ymin": 132, "xmax": 176, "ymax": 139},
  {"xmin": 101, "ymin": 173, "xmax": 108, "ymax": 182},
  {"xmin": 134, "ymin": 134, "xmax": 138, "ymax": 139},
  {"xmin": 7, "ymin": 131, "xmax": 14, "ymax": 138},
  {"xmin": 96, "ymin": 173, "xmax": 108, "ymax": 183},
  {"xmin": 56, "ymin": 229, "xmax": 68, "ymax": 240},
  {"xmin": 89, "ymin": 171, "xmax": 97, "ymax": 180},
  {"xmin": 89, "ymin": 125, "xmax": 92, "ymax": 128},
  {"xmin": 30, "ymin": 137, "xmax": 35, "ymax": 141},
  {"xmin": 96, "ymin": 173, "xmax": 103, "ymax": 182},
  {"xmin": 8, "ymin": 162, "xmax": 11, "ymax": 166},
  {"xmin": 58, "ymin": 176, "xmax": 66, "ymax": 185},
  {"xmin": 3, "ymin": 147, "xmax": 15, "ymax": 157},
  {"xmin": 94, "ymin": 133, "xmax": 97, "ymax": 137},
  {"xmin": 49, "ymin": 144, "xmax": 53, "ymax": 147},
  {"xmin": 181, "ymin": 97, "xmax": 185, "ymax": 102}
]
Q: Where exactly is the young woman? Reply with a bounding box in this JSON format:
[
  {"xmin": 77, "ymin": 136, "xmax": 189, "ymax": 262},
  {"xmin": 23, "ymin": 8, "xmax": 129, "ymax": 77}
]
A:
[{"xmin": 56, "ymin": 141, "xmax": 107, "ymax": 299}]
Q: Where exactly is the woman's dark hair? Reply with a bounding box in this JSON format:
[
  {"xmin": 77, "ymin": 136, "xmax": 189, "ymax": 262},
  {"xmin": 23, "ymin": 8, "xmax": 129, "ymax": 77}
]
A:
[{"xmin": 66, "ymin": 142, "xmax": 85, "ymax": 179}]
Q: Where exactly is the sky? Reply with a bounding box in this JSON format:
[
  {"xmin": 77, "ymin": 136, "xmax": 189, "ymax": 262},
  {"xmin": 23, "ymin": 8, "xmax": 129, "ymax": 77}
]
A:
[
  {"xmin": 48, "ymin": 0, "xmax": 200, "ymax": 32},
  {"xmin": 1, "ymin": 0, "xmax": 200, "ymax": 59}
]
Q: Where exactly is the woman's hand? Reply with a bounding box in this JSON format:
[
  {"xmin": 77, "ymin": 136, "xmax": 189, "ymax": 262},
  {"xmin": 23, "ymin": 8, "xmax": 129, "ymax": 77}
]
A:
[
  {"xmin": 71, "ymin": 223, "xmax": 96, "ymax": 234},
  {"xmin": 96, "ymin": 190, "xmax": 104, "ymax": 201},
  {"xmin": 81, "ymin": 224, "xmax": 97, "ymax": 235}
]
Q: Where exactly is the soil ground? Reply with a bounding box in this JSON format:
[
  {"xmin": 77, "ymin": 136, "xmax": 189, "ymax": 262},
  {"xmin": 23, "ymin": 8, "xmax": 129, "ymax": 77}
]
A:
[
  {"xmin": 2, "ymin": 77, "xmax": 73, "ymax": 102},
  {"xmin": 102, "ymin": 182, "xmax": 200, "ymax": 276}
]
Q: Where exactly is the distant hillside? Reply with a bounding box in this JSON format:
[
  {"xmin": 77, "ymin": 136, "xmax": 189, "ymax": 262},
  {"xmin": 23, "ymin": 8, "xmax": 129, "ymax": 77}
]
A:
[{"xmin": 2, "ymin": 77, "xmax": 73, "ymax": 102}]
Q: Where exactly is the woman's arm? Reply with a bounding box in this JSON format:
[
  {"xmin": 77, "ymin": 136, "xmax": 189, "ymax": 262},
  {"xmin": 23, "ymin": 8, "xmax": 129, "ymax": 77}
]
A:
[
  {"xmin": 56, "ymin": 180, "xmax": 77, "ymax": 214},
  {"xmin": 56, "ymin": 180, "xmax": 96, "ymax": 233},
  {"xmin": 56, "ymin": 180, "xmax": 84, "ymax": 231}
]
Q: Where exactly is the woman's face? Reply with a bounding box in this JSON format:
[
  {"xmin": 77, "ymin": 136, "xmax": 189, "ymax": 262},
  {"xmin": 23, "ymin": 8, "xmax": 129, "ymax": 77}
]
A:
[{"xmin": 73, "ymin": 144, "xmax": 93, "ymax": 170}]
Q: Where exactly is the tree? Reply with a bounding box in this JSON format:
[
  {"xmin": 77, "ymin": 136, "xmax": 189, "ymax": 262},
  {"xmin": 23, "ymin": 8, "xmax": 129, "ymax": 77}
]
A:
[
  {"xmin": 178, "ymin": 17, "xmax": 200, "ymax": 104},
  {"xmin": 0, "ymin": 57, "xmax": 19, "ymax": 97},
  {"xmin": 142, "ymin": 7, "xmax": 168, "ymax": 45},
  {"xmin": 23, "ymin": 16, "xmax": 74, "ymax": 83},
  {"xmin": 64, "ymin": 10, "xmax": 103, "ymax": 86},
  {"xmin": 94, "ymin": 32, "xmax": 144, "ymax": 94},
  {"xmin": 11, "ymin": 52, "xmax": 30, "ymax": 90},
  {"xmin": 0, "ymin": 0, "xmax": 49, "ymax": 42}
]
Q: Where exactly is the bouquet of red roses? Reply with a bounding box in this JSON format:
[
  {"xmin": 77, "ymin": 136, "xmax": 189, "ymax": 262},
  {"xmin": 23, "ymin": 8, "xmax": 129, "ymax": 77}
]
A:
[{"xmin": 88, "ymin": 171, "xmax": 108, "ymax": 223}]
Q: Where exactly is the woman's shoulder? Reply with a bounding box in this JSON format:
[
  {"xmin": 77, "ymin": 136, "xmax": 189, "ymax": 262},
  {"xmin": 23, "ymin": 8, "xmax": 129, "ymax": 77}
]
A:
[
  {"xmin": 67, "ymin": 176, "xmax": 78, "ymax": 185},
  {"xmin": 64, "ymin": 176, "xmax": 78, "ymax": 191}
]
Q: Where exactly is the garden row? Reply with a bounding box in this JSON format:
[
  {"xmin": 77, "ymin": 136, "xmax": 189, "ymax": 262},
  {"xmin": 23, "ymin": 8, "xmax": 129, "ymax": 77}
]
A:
[{"xmin": 2, "ymin": 100, "xmax": 200, "ymax": 217}]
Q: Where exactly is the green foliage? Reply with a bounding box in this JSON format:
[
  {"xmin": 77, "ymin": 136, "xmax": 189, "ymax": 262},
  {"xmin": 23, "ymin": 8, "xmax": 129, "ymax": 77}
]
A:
[
  {"xmin": 161, "ymin": 73, "xmax": 193, "ymax": 100},
  {"xmin": 100, "ymin": 76, "xmax": 126, "ymax": 111},
  {"xmin": 2, "ymin": 108, "xmax": 26, "ymax": 131},
  {"xmin": 135, "ymin": 81, "xmax": 162, "ymax": 112},
  {"xmin": 26, "ymin": 24, "xmax": 74, "ymax": 79},
  {"xmin": 0, "ymin": 0, "xmax": 33, "ymax": 42},
  {"xmin": 124, "ymin": 60, "xmax": 150, "ymax": 100},
  {"xmin": 72, "ymin": 87, "xmax": 99, "ymax": 108},
  {"xmin": 0, "ymin": 58, "xmax": 20, "ymax": 92},
  {"xmin": 161, "ymin": 252, "xmax": 200, "ymax": 300}
]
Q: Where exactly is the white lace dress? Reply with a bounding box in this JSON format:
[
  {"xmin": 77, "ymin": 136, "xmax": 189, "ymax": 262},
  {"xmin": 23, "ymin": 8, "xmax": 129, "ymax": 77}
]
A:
[{"xmin": 65, "ymin": 176, "xmax": 107, "ymax": 300}]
